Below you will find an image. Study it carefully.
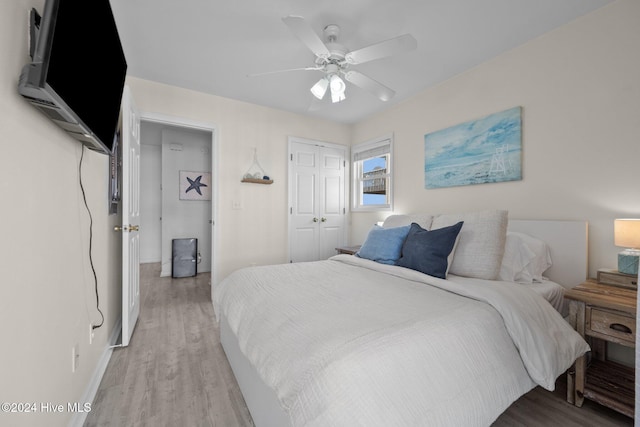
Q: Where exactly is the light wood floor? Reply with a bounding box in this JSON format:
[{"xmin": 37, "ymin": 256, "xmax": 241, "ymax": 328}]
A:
[
  {"xmin": 85, "ymin": 264, "xmax": 253, "ymax": 427},
  {"xmin": 85, "ymin": 263, "xmax": 633, "ymax": 426}
]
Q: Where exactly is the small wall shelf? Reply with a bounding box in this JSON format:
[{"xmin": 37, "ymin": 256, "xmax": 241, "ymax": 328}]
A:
[
  {"xmin": 242, "ymin": 148, "xmax": 272, "ymax": 184},
  {"xmin": 241, "ymin": 178, "xmax": 273, "ymax": 185}
]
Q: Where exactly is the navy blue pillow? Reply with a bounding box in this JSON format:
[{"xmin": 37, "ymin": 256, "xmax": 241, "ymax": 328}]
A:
[
  {"xmin": 356, "ymin": 225, "xmax": 411, "ymax": 265},
  {"xmin": 396, "ymin": 222, "xmax": 464, "ymax": 279}
]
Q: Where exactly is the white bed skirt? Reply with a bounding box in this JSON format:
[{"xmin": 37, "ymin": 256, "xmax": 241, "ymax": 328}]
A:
[{"xmin": 221, "ymin": 316, "xmax": 290, "ymax": 427}]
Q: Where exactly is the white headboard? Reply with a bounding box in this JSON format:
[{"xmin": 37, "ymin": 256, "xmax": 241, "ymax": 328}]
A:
[{"xmin": 508, "ymin": 220, "xmax": 588, "ymax": 289}]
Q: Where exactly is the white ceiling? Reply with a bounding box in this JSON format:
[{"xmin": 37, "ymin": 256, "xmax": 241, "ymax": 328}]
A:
[{"xmin": 109, "ymin": 0, "xmax": 612, "ymax": 124}]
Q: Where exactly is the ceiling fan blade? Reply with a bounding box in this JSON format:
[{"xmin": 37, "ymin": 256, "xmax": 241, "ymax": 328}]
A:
[
  {"xmin": 282, "ymin": 16, "xmax": 330, "ymax": 59},
  {"xmin": 345, "ymin": 34, "xmax": 417, "ymax": 65},
  {"xmin": 247, "ymin": 66, "xmax": 323, "ymax": 77},
  {"xmin": 343, "ymin": 71, "xmax": 395, "ymax": 102}
]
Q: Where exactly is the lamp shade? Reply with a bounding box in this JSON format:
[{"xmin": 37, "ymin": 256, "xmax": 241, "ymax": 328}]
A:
[
  {"xmin": 614, "ymin": 219, "xmax": 640, "ymax": 249},
  {"xmin": 329, "ymin": 74, "xmax": 346, "ymax": 103},
  {"xmin": 310, "ymin": 78, "xmax": 329, "ymax": 100}
]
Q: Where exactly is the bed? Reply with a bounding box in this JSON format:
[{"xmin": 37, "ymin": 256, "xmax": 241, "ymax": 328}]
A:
[{"xmin": 214, "ymin": 211, "xmax": 590, "ymax": 427}]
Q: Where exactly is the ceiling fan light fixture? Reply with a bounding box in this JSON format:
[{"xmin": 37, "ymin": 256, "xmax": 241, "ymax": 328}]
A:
[
  {"xmin": 329, "ymin": 74, "xmax": 346, "ymax": 103},
  {"xmin": 310, "ymin": 77, "xmax": 329, "ymax": 99},
  {"xmin": 274, "ymin": 17, "xmax": 417, "ymax": 105}
]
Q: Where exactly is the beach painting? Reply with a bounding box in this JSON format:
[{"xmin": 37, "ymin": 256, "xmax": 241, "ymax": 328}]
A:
[{"xmin": 424, "ymin": 107, "xmax": 522, "ymax": 189}]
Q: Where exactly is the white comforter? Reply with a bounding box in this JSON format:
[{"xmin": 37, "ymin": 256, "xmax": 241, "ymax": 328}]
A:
[{"xmin": 214, "ymin": 255, "xmax": 589, "ymax": 427}]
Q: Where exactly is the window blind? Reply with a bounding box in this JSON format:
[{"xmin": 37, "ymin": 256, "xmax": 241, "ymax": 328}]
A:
[{"xmin": 353, "ymin": 141, "xmax": 390, "ymax": 162}]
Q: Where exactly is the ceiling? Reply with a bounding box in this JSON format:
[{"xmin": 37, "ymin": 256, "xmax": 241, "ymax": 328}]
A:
[{"xmin": 109, "ymin": 0, "xmax": 612, "ymax": 124}]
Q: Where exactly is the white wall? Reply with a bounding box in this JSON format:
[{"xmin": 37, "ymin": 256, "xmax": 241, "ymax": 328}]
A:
[
  {"xmin": 160, "ymin": 127, "xmax": 212, "ymax": 276},
  {"xmin": 140, "ymin": 123, "xmax": 214, "ymax": 273},
  {"xmin": 350, "ymin": 0, "xmax": 640, "ymax": 282},
  {"xmin": 140, "ymin": 142, "xmax": 162, "ymax": 263}
]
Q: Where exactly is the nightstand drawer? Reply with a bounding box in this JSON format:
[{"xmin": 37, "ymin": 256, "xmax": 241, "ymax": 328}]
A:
[
  {"xmin": 586, "ymin": 307, "xmax": 635, "ymax": 346},
  {"xmin": 597, "ymin": 268, "xmax": 638, "ymax": 289}
]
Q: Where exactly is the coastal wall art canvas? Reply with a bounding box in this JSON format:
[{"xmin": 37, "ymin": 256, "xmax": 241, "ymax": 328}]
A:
[
  {"xmin": 179, "ymin": 171, "xmax": 211, "ymax": 201},
  {"xmin": 424, "ymin": 106, "xmax": 522, "ymax": 189}
]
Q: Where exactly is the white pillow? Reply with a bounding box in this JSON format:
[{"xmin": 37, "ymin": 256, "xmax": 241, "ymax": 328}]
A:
[
  {"xmin": 499, "ymin": 232, "xmax": 536, "ymax": 282},
  {"xmin": 382, "ymin": 214, "xmax": 433, "ymax": 230},
  {"xmin": 499, "ymin": 232, "xmax": 552, "ymax": 283},
  {"xmin": 431, "ymin": 210, "xmax": 508, "ymax": 280}
]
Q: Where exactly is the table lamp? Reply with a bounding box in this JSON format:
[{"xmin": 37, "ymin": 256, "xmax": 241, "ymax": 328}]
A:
[{"xmin": 614, "ymin": 219, "xmax": 640, "ymax": 275}]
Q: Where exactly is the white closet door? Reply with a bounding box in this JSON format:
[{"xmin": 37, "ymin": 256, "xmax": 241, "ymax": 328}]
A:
[
  {"xmin": 289, "ymin": 138, "xmax": 346, "ymax": 263},
  {"xmin": 289, "ymin": 142, "xmax": 320, "ymax": 262},
  {"xmin": 318, "ymin": 146, "xmax": 345, "ymax": 259}
]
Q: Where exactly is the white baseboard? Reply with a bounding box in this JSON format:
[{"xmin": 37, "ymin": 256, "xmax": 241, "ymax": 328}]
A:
[{"xmin": 68, "ymin": 319, "xmax": 122, "ymax": 427}]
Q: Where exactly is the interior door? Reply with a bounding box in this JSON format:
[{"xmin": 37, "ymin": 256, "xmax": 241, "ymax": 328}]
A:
[
  {"xmin": 120, "ymin": 86, "xmax": 141, "ymax": 347},
  {"xmin": 289, "ymin": 139, "xmax": 346, "ymax": 262},
  {"xmin": 289, "ymin": 142, "xmax": 319, "ymax": 262},
  {"xmin": 318, "ymin": 146, "xmax": 345, "ymax": 259}
]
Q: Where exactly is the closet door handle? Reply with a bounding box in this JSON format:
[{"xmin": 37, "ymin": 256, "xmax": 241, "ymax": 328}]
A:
[
  {"xmin": 313, "ymin": 217, "xmax": 319, "ymax": 222},
  {"xmin": 321, "ymin": 217, "xmax": 327, "ymax": 222}
]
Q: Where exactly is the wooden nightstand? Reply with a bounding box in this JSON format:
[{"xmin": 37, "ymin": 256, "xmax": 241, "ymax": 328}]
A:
[
  {"xmin": 335, "ymin": 245, "xmax": 361, "ymax": 255},
  {"xmin": 564, "ymin": 280, "xmax": 636, "ymax": 417}
]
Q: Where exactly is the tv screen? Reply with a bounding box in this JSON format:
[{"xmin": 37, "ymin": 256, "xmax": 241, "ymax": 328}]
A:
[{"xmin": 18, "ymin": 0, "xmax": 127, "ymax": 155}]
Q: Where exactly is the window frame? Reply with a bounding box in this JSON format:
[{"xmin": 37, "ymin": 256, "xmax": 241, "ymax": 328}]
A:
[{"xmin": 351, "ymin": 134, "xmax": 393, "ymax": 212}]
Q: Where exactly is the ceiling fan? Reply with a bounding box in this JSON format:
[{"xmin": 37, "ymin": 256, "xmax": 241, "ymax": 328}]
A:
[{"xmin": 250, "ymin": 16, "xmax": 417, "ymax": 103}]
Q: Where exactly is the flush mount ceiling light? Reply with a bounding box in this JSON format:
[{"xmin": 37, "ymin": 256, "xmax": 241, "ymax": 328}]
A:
[{"xmin": 249, "ymin": 16, "xmax": 417, "ymax": 105}]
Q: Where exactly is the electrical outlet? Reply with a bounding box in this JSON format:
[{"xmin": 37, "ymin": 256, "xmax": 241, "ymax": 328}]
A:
[
  {"xmin": 72, "ymin": 344, "xmax": 79, "ymax": 373},
  {"xmin": 89, "ymin": 323, "xmax": 95, "ymax": 345}
]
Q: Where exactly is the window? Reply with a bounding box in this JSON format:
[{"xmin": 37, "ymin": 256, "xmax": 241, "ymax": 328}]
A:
[{"xmin": 352, "ymin": 135, "xmax": 393, "ymax": 211}]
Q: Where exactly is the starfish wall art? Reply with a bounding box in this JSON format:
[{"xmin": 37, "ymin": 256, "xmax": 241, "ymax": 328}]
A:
[{"xmin": 179, "ymin": 171, "xmax": 212, "ymax": 201}]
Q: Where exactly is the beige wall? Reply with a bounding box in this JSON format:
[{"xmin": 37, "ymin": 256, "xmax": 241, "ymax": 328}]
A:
[
  {"xmin": 351, "ymin": 0, "xmax": 640, "ymax": 280},
  {"xmin": 1, "ymin": 1, "xmax": 122, "ymax": 426},
  {"xmin": 126, "ymin": 77, "xmax": 351, "ymax": 281}
]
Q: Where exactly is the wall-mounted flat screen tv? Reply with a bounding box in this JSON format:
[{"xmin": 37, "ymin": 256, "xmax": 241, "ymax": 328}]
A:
[{"xmin": 18, "ymin": 0, "xmax": 127, "ymax": 155}]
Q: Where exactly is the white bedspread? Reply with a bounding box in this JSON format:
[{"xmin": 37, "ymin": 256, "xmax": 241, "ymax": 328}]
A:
[
  {"xmin": 517, "ymin": 279, "xmax": 568, "ymax": 316},
  {"xmin": 214, "ymin": 255, "xmax": 589, "ymax": 427}
]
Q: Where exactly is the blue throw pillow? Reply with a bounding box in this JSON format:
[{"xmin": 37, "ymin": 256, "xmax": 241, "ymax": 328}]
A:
[
  {"xmin": 396, "ymin": 222, "xmax": 464, "ymax": 279},
  {"xmin": 356, "ymin": 225, "xmax": 411, "ymax": 265}
]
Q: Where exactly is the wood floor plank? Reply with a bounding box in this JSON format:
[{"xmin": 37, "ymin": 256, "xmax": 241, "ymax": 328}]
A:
[
  {"xmin": 493, "ymin": 373, "xmax": 633, "ymax": 426},
  {"xmin": 86, "ymin": 263, "xmax": 633, "ymax": 427}
]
